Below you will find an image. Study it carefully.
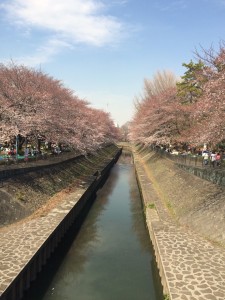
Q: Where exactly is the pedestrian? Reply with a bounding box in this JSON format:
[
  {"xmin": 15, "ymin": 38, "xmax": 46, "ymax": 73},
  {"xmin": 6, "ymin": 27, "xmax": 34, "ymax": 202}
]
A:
[
  {"xmin": 24, "ymin": 148, "xmax": 29, "ymax": 163},
  {"xmin": 202, "ymin": 150, "xmax": 209, "ymax": 165},
  {"xmin": 216, "ymin": 152, "xmax": 221, "ymax": 167},
  {"xmin": 210, "ymin": 151, "xmax": 216, "ymax": 167}
]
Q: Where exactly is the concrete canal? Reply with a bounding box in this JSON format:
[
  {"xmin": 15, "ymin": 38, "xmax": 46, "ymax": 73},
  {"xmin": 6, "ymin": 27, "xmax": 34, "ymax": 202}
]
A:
[{"xmin": 21, "ymin": 151, "xmax": 163, "ymax": 300}]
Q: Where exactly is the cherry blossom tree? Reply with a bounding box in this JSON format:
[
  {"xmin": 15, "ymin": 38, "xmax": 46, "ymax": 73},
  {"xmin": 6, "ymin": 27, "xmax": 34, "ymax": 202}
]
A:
[
  {"xmin": 194, "ymin": 41, "xmax": 225, "ymax": 72},
  {"xmin": 130, "ymin": 88, "xmax": 183, "ymax": 145},
  {"xmin": 129, "ymin": 70, "xmax": 182, "ymax": 145},
  {"xmin": 0, "ymin": 62, "xmax": 118, "ymax": 153},
  {"xmin": 119, "ymin": 122, "xmax": 130, "ymax": 141},
  {"xmin": 179, "ymin": 44, "xmax": 225, "ymax": 146},
  {"xmin": 130, "ymin": 44, "xmax": 225, "ymax": 149}
]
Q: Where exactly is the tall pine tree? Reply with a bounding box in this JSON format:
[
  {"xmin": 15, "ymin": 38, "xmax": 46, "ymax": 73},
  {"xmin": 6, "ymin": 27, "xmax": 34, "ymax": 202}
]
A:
[{"xmin": 176, "ymin": 60, "xmax": 206, "ymax": 104}]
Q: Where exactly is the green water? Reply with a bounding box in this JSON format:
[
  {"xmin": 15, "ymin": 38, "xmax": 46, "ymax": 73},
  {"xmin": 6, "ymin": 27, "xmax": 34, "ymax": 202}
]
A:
[{"xmin": 22, "ymin": 153, "xmax": 162, "ymax": 300}]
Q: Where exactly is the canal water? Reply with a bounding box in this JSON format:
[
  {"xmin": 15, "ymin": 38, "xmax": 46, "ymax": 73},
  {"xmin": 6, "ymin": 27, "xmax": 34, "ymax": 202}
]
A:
[{"xmin": 22, "ymin": 152, "xmax": 162, "ymax": 300}]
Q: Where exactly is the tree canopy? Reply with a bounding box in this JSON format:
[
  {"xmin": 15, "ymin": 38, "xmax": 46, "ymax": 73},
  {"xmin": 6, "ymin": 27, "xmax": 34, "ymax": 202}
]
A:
[
  {"xmin": 129, "ymin": 44, "xmax": 225, "ymax": 147},
  {"xmin": 176, "ymin": 60, "xmax": 205, "ymax": 104},
  {"xmin": 0, "ymin": 62, "xmax": 118, "ymax": 153}
]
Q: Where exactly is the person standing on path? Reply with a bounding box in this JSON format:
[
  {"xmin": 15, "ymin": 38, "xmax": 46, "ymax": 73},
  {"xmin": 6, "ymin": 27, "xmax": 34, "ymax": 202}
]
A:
[
  {"xmin": 216, "ymin": 152, "xmax": 221, "ymax": 166},
  {"xmin": 24, "ymin": 148, "xmax": 29, "ymax": 163},
  {"xmin": 202, "ymin": 150, "xmax": 209, "ymax": 165},
  {"xmin": 210, "ymin": 151, "xmax": 216, "ymax": 167}
]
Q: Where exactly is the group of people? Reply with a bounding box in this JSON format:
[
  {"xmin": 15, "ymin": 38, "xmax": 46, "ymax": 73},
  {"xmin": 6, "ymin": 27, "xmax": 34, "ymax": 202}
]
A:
[
  {"xmin": 0, "ymin": 147, "xmax": 16, "ymax": 156},
  {"xmin": 202, "ymin": 150, "xmax": 221, "ymax": 167}
]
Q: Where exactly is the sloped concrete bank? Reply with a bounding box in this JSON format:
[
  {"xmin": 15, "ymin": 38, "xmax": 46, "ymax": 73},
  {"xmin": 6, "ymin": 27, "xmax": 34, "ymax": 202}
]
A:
[
  {"xmin": 133, "ymin": 146, "xmax": 225, "ymax": 300},
  {"xmin": 0, "ymin": 146, "xmax": 120, "ymax": 226},
  {"xmin": 139, "ymin": 150, "xmax": 225, "ymax": 247},
  {"xmin": 0, "ymin": 146, "xmax": 121, "ymax": 300}
]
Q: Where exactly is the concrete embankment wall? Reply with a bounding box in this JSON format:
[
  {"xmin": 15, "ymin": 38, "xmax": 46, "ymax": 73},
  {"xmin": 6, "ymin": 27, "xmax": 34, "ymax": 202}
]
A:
[
  {"xmin": 135, "ymin": 171, "xmax": 169, "ymax": 296},
  {"xmin": 0, "ymin": 155, "xmax": 83, "ymax": 181},
  {"xmin": 176, "ymin": 163, "xmax": 225, "ymax": 186},
  {"xmin": 0, "ymin": 148, "xmax": 121, "ymax": 300},
  {"xmin": 132, "ymin": 155, "xmax": 169, "ymax": 296}
]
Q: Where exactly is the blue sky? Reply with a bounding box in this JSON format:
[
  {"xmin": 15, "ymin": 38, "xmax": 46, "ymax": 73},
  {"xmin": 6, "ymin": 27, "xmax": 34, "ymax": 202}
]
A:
[{"xmin": 0, "ymin": 0, "xmax": 225, "ymax": 126}]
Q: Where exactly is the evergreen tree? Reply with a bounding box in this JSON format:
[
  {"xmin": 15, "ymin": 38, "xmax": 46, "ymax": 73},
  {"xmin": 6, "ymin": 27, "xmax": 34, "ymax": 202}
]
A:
[{"xmin": 176, "ymin": 60, "xmax": 205, "ymax": 104}]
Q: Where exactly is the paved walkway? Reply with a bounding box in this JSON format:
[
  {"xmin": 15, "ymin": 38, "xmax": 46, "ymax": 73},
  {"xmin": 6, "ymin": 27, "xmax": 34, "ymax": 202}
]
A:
[
  {"xmin": 0, "ymin": 184, "xmax": 87, "ymax": 298},
  {"xmin": 134, "ymin": 150, "xmax": 225, "ymax": 300}
]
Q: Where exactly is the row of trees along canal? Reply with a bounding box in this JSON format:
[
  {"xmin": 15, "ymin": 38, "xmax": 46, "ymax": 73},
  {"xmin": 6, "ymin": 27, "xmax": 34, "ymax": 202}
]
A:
[
  {"xmin": 0, "ymin": 62, "xmax": 119, "ymax": 154},
  {"xmin": 129, "ymin": 43, "xmax": 225, "ymax": 150}
]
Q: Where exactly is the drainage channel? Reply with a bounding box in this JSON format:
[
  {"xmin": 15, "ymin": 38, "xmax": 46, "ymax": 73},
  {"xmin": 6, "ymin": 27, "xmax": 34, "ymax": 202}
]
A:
[{"xmin": 21, "ymin": 151, "xmax": 163, "ymax": 300}]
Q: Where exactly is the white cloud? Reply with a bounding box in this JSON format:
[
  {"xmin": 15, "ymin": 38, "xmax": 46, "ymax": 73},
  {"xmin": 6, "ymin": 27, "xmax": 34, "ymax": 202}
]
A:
[
  {"xmin": 0, "ymin": 0, "xmax": 129, "ymax": 65},
  {"xmin": 15, "ymin": 38, "xmax": 72, "ymax": 66},
  {"xmin": 1, "ymin": 0, "xmax": 125, "ymax": 47}
]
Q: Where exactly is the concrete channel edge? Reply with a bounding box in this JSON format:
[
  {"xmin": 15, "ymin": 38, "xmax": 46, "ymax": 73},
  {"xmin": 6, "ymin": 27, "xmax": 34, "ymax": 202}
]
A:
[{"xmin": 134, "ymin": 157, "xmax": 170, "ymax": 298}]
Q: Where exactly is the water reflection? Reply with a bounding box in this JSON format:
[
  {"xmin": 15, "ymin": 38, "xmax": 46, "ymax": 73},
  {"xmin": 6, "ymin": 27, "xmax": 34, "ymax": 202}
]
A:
[{"xmin": 22, "ymin": 151, "xmax": 161, "ymax": 300}]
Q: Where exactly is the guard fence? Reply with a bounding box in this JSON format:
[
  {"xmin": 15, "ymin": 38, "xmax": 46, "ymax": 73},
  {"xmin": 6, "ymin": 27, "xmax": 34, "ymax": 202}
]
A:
[
  {"xmin": 0, "ymin": 151, "xmax": 80, "ymax": 169},
  {"xmin": 153, "ymin": 147, "xmax": 225, "ymax": 169}
]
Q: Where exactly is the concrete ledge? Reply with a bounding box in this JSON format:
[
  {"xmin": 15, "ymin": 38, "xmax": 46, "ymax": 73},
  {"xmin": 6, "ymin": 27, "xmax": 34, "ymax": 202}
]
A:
[{"xmin": 134, "ymin": 159, "xmax": 169, "ymax": 296}]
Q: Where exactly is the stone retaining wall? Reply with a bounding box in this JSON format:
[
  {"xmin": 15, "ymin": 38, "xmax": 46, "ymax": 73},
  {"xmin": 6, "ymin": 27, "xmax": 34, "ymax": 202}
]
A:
[{"xmin": 176, "ymin": 163, "xmax": 225, "ymax": 186}]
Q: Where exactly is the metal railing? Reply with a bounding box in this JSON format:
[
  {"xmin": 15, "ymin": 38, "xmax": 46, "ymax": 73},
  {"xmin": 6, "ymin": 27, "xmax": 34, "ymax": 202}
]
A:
[
  {"xmin": 153, "ymin": 147, "xmax": 224, "ymax": 169},
  {"xmin": 0, "ymin": 151, "xmax": 81, "ymax": 169}
]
